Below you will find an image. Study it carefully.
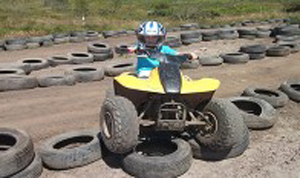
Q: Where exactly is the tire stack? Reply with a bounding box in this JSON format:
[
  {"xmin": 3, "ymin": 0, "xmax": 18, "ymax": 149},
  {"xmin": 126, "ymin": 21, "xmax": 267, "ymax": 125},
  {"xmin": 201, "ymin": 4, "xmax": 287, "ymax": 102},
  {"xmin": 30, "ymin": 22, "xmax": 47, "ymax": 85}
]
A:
[
  {"xmin": 85, "ymin": 31, "xmax": 99, "ymax": 41},
  {"xmin": 69, "ymin": 31, "xmax": 86, "ymax": 43},
  {"xmin": 275, "ymin": 35, "xmax": 300, "ymax": 53},
  {"xmin": 41, "ymin": 35, "xmax": 54, "ymax": 47},
  {"xmin": 266, "ymin": 46, "xmax": 291, "ymax": 57},
  {"xmin": 114, "ymin": 44, "xmax": 131, "ymax": 55},
  {"xmin": 238, "ymin": 28, "xmax": 257, "ymax": 39},
  {"xmin": 218, "ymin": 28, "xmax": 238, "ymax": 40},
  {"xmin": 180, "ymin": 31, "xmax": 201, "ymax": 45},
  {"xmin": 272, "ymin": 24, "xmax": 300, "ymax": 37},
  {"xmin": 202, "ymin": 31, "xmax": 219, "ymax": 41},
  {"xmin": 53, "ymin": 33, "xmax": 69, "ymax": 44},
  {"xmin": 256, "ymin": 27, "xmax": 271, "ymax": 38},
  {"xmin": 240, "ymin": 44, "xmax": 267, "ymax": 60},
  {"xmin": 163, "ymin": 36, "xmax": 182, "ymax": 48},
  {"xmin": 0, "ymin": 128, "xmax": 43, "ymax": 178},
  {"xmin": 87, "ymin": 43, "xmax": 114, "ymax": 61},
  {"xmin": 26, "ymin": 37, "xmax": 42, "ymax": 49},
  {"xmin": 220, "ymin": 52, "xmax": 249, "ymax": 64},
  {"xmin": 180, "ymin": 23, "xmax": 199, "ymax": 31},
  {"xmin": 4, "ymin": 38, "xmax": 27, "ymax": 51}
]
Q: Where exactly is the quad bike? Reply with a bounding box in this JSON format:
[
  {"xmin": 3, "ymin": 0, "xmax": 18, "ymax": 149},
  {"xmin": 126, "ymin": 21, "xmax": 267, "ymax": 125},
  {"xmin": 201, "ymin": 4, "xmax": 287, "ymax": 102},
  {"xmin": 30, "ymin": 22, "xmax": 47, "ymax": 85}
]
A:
[{"xmin": 100, "ymin": 52, "xmax": 245, "ymax": 154}]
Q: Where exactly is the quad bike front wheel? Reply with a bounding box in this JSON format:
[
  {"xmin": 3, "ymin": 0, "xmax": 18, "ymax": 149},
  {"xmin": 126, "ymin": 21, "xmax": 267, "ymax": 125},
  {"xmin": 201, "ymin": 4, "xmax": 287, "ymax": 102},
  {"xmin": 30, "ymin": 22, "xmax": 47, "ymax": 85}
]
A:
[
  {"xmin": 100, "ymin": 96, "xmax": 139, "ymax": 154},
  {"xmin": 195, "ymin": 98, "xmax": 246, "ymax": 151}
]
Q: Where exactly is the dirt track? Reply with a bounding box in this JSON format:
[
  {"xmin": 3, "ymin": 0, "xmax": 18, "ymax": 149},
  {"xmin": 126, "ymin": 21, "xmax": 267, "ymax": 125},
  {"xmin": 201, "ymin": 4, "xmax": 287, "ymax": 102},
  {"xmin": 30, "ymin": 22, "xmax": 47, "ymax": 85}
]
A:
[{"xmin": 0, "ymin": 33, "xmax": 299, "ymax": 178}]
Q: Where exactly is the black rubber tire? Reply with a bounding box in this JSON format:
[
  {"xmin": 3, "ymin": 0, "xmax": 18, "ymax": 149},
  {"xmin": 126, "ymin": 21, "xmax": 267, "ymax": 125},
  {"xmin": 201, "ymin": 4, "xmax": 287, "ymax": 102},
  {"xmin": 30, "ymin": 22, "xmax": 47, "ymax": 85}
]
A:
[
  {"xmin": 53, "ymin": 37, "xmax": 69, "ymax": 44},
  {"xmin": 115, "ymin": 44, "xmax": 130, "ymax": 55},
  {"xmin": 18, "ymin": 58, "xmax": 49, "ymax": 71},
  {"xmin": 181, "ymin": 59, "xmax": 200, "ymax": 69},
  {"xmin": 123, "ymin": 138, "xmax": 192, "ymax": 178},
  {"xmin": 0, "ymin": 68, "xmax": 25, "ymax": 75},
  {"xmin": 199, "ymin": 55, "xmax": 223, "ymax": 66},
  {"xmin": 266, "ymin": 46, "xmax": 291, "ymax": 57},
  {"xmin": 256, "ymin": 31, "xmax": 271, "ymax": 38},
  {"xmin": 188, "ymin": 123, "xmax": 249, "ymax": 160},
  {"xmin": 238, "ymin": 28, "xmax": 257, "ymax": 35},
  {"xmin": 10, "ymin": 153, "xmax": 43, "ymax": 178},
  {"xmin": 228, "ymin": 97, "xmax": 278, "ymax": 129},
  {"xmin": 240, "ymin": 44, "xmax": 267, "ymax": 53},
  {"xmin": 48, "ymin": 55, "xmax": 73, "ymax": 66},
  {"xmin": 0, "ymin": 128, "xmax": 34, "ymax": 177},
  {"xmin": 86, "ymin": 31, "xmax": 99, "ymax": 37},
  {"xmin": 104, "ymin": 62, "xmax": 135, "ymax": 77},
  {"xmin": 0, "ymin": 75, "xmax": 38, "ymax": 91},
  {"xmin": 37, "ymin": 75, "xmax": 76, "ymax": 87},
  {"xmin": 279, "ymin": 79, "xmax": 300, "ymax": 102},
  {"xmin": 27, "ymin": 37, "xmax": 43, "ymax": 43},
  {"xmin": 219, "ymin": 32, "xmax": 239, "ymax": 40},
  {"xmin": 69, "ymin": 36, "xmax": 85, "ymax": 43},
  {"xmin": 242, "ymin": 87, "xmax": 289, "ymax": 108},
  {"xmin": 0, "ymin": 63, "xmax": 31, "ymax": 75},
  {"xmin": 220, "ymin": 52, "xmax": 249, "ymax": 64},
  {"xmin": 4, "ymin": 44, "xmax": 26, "ymax": 51},
  {"xmin": 87, "ymin": 43, "xmax": 112, "ymax": 53},
  {"xmin": 39, "ymin": 129, "xmax": 102, "ymax": 170},
  {"xmin": 102, "ymin": 31, "xmax": 119, "ymax": 38},
  {"xmin": 181, "ymin": 38, "xmax": 202, "ymax": 44},
  {"xmin": 67, "ymin": 52, "xmax": 93, "ymax": 64},
  {"xmin": 202, "ymin": 35, "xmax": 219, "ymax": 41},
  {"xmin": 41, "ymin": 40, "xmax": 53, "ymax": 47},
  {"xmin": 100, "ymin": 96, "xmax": 139, "ymax": 154},
  {"xmin": 5, "ymin": 38, "xmax": 27, "ymax": 45},
  {"xmin": 195, "ymin": 98, "xmax": 246, "ymax": 151},
  {"xmin": 26, "ymin": 42, "xmax": 40, "ymax": 49},
  {"xmin": 65, "ymin": 66, "xmax": 104, "ymax": 83},
  {"xmin": 92, "ymin": 51, "xmax": 114, "ymax": 61},
  {"xmin": 248, "ymin": 52, "xmax": 265, "ymax": 60},
  {"xmin": 180, "ymin": 31, "xmax": 201, "ymax": 40}
]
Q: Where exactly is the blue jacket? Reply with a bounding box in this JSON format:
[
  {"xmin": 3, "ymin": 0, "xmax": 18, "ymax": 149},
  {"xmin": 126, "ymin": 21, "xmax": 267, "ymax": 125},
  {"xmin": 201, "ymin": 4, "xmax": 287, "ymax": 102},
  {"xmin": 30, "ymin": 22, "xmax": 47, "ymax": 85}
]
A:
[{"xmin": 136, "ymin": 45, "xmax": 178, "ymax": 74}]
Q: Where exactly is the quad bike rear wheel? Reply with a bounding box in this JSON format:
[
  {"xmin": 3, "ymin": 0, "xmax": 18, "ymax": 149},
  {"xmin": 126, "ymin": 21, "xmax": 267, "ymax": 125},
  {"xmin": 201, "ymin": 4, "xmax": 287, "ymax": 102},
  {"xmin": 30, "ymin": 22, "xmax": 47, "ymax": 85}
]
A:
[
  {"xmin": 100, "ymin": 96, "xmax": 139, "ymax": 154},
  {"xmin": 195, "ymin": 98, "xmax": 246, "ymax": 151}
]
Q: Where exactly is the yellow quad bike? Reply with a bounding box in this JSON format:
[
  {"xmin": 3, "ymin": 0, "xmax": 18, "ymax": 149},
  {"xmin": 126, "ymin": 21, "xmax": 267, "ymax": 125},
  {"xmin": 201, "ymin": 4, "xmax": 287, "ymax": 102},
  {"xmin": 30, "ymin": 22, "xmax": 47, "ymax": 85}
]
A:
[{"xmin": 100, "ymin": 54, "xmax": 243, "ymax": 154}]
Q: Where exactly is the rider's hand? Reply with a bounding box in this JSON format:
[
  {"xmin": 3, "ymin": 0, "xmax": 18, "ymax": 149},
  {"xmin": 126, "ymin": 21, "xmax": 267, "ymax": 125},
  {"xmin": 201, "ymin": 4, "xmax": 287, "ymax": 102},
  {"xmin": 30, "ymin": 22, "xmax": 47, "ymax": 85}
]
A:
[{"xmin": 189, "ymin": 52, "xmax": 198, "ymax": 60}]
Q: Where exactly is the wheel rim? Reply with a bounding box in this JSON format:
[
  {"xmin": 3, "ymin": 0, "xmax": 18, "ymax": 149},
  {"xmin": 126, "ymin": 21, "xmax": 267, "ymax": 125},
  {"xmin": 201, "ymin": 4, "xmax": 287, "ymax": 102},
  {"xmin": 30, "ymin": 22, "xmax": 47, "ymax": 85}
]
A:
[
  {"xmin": 199, "ymin": 111, "xmax": 218, "ymax": 137},
  {"xmin": 103, "ymin": 112, "xmax": 113, "ymax": 139}
]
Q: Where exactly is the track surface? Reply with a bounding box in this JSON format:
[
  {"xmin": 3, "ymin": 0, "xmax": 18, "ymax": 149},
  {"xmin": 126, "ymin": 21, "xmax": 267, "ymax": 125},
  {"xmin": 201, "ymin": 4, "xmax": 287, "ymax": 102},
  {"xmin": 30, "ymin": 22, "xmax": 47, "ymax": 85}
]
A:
[{"xmin": 0, "ymin": 31, "xmax": 299, "ymax": 178}]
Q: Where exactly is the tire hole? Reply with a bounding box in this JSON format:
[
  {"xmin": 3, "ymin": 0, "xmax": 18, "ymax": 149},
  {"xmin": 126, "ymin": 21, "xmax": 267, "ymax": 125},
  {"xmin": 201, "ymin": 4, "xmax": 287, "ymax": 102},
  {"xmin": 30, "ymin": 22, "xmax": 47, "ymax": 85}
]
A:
[
  {"xmin": 232, "ymin": 100, "xmax": 262, "ymax": 115},
  {"xmin": 136, "ymin": 139, "xmax": 177, "ymax": 156},
  {"xmin": 113, "ymin": 63, "xmax": 133, "ymax": 68},
  {"xmin": 53, "ymin": 136, "xmax": 94, "ymax": 150},
  {"xmin": 23, "ymin": 59, "xmax": 42, "ymax": 63},
  {"xmin": 291, "ymin": 84, "xmax": 300, "ymax": 91},
  {"xmin": 74, "ymin": 68, "xmax": 97, "ymax": 72},
  {"xmin": 72, "ymin": 53, "xmax": 89, "ymax": 57},
  {"xmin": 0, "ymin": 134, "xmax": 17, "ymax": 151}
]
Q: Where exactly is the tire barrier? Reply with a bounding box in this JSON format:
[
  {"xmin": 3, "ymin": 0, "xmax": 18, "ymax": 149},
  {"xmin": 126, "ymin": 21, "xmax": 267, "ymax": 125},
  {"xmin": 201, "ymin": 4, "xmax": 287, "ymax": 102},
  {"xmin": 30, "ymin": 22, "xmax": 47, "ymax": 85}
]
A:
[
  {"xmin": 39, "ymin": 129, "xmax": 102, "ymax": 170},
  {"xmin": 199, "ymin": 55, "xmax": 223, "ymax": 66},
  {"xmin": 18, "ymin": 58, "xmax": 49, "ymax": 71},
  {"xmin": 238, "ymin": 28, "xmax": 257, "ymax": 39},
  {"xmin": 240, "ymin": 44, "xmax": 267, "ymax": 60},
  {"xmin": 87, "ymin": 43, "xmax": 114, "ymax": 61},
  {"xmin": 219, "ymin": 28, "xmax": 239, "ymax": 40},
  {"xmin": 0, "ymin": 75, "xmax": 38, "ymax": 91},
  {"xmin": 0, "ymin": 128, "xmax": 36, "ymax": 177},
  {"xmin": 65, "ymin": 66, "xmax": 104, "ymax": 83},
  {"xmin": 242, "ymin": 87, "xmax": 289, "ymax": 108},
  {"xmin": 48, "ymin": 55, "xmax": 73, "ymax": 67},
  {"xmin": 228, "ymin": 96, "xmax": 278, "ymax": 129},
  {"xmin": 67, "ymin": 52, "xmax": 94, "ymax": 64},
  {"xmin": 279, "ymin": 79, "xmax": 300, "ymax": 102},
  {"xmin": 163, "ymin": 36, "xmax": 182, "ymax": 48},
  {"xmin": 104, "ymin": 62, "xmax": 135, "ymax": 77},
  {"xmin": 220, "ymin": 52, "xmax": 250, "ymax": 64},
  {"xmin": 202, "ymin": 31, "xmax": 219, "ymax": 41},
  {"xmin": 37, "ymin": 74, "xmax": 76, "ymax": 87},
  {"xmin": 123, "ymin": 138, "xmax": 192, "ymax": 178},
  {"xmin": 180, "ymin": 31, "xmax": 201, "ymax": 45},
  {"xmin": 266, "ymin": 46, "xmax": 291, "ymax": 57}
]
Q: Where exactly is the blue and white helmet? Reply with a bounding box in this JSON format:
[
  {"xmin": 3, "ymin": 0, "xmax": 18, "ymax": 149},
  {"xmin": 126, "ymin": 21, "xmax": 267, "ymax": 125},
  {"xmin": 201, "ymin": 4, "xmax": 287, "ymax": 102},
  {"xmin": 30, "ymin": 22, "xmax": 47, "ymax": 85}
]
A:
[{"xmin": 137, "ymin": 21, "xmax": 166, "ymax": 47}]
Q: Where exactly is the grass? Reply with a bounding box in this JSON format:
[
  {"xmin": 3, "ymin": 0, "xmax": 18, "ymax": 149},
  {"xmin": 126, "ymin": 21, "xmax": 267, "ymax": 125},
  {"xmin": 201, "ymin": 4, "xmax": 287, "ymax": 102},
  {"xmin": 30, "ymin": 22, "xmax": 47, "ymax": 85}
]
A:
[{"xmin": 0, "ymin": 0, "xmax": 299, "ymax": 38}]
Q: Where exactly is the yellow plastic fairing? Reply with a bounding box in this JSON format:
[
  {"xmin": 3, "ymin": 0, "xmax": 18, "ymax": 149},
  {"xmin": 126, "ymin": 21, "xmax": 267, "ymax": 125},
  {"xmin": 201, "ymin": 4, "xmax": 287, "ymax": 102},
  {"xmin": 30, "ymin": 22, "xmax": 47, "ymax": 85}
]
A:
[{"xmin": 114, "ymin": 68, "xmax": 220, "ymax": 94}]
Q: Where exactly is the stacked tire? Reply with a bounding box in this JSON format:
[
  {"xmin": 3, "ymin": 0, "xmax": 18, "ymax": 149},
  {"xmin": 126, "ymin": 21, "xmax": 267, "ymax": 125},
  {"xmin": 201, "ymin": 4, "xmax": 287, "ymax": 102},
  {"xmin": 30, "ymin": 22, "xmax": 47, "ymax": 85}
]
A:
[
  {"xmin": 238, "ymin": 28, "xmax": 257, "ymax": 39},
  {"xmin": 0, "ymin": 128, "xmax": 42, "ymax": 178},
  {"xmin": 218, "ymin": 28, "xmax": 239, "ymax": 40},
  {"xmin": 256, "ymin": 27, "xmax": 271, "ymax": 38},
  {"xmin": 26, "ymin": 37, "xmax": 42, "ymax": 49},
  {"xmin": 180, "ymin": 31, "xmax": 201, "ymax": 45},
  {"xmin": 53, "ymin": 33, "xmax": 69, "ymax": 44},
  {"xmin": 202, "ymin": 31, "xmax": 219, "ymax": 41},
  {"xmin": 69, "ymin": 31, "xmax": 86, "ymax": 43},
  {"xmin": 240, "ymin": 44, "xmax": 267, "ymax": 60},
  {"xmin": 4, "ymin": 38, "xmax": 27, "ymax": 51},
  {"xmin": 87, "ymin": 43, "xmax": 114, "ymax": 61}
]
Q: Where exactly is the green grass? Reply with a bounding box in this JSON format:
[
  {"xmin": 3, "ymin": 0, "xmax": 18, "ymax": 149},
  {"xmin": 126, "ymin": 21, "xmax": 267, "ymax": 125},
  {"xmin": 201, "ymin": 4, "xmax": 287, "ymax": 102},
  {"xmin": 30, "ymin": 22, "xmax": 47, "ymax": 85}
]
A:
[{"xmin": 0, "ymin": 0, "xmax": 299, "ymax": 37}]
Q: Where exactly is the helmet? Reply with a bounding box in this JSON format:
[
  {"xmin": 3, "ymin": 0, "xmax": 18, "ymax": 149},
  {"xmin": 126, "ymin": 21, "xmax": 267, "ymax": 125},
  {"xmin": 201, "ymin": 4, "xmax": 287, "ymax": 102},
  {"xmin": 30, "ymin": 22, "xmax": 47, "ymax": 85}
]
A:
[{"xmin": 137, "ymin": 21, "xmax": 166, "ymax": 48}]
